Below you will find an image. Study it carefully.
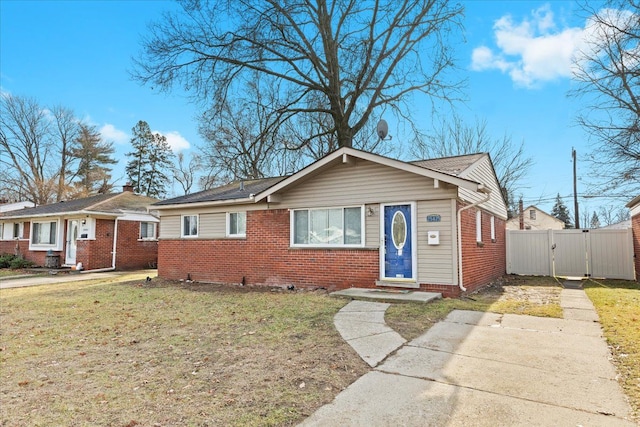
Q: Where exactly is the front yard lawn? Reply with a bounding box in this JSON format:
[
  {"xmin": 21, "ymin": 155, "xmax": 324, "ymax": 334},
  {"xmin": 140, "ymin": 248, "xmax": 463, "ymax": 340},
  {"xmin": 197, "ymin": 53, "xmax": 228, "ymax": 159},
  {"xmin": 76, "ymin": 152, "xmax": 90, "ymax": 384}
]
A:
[{"xmin": 0, "ymin": 279, "xmax": 367, "ymax": 426}]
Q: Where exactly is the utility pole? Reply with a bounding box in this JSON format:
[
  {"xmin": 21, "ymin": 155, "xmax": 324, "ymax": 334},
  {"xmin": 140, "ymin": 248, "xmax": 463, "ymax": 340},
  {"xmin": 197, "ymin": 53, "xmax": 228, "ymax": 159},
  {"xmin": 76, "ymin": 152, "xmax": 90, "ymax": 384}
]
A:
[{"xmin": 572, "ymin": 148, "xmax": 580, "ymax": 229}]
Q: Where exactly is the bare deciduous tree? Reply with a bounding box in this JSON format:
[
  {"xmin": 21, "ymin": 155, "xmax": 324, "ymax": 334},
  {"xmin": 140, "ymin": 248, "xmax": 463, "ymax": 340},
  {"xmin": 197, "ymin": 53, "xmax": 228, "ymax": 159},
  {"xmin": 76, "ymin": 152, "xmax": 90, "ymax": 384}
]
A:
[
  {"xmin": 171, "ymin": 152, "xmax": 202, "ymax": 195},
  {"xmin": 0, "ymin": 94, "xmax": 59, "ymax": 204},
  {"xmin": 571, "ymin": 1, "xmax": 640, "ymax": 197},
  {"xmin": 411, "ymin": 115, "xmax": 533, "ymax": 217},
  {"xmin": 133, "ymin": 0, "xmax": 464, "ymax": 150}
]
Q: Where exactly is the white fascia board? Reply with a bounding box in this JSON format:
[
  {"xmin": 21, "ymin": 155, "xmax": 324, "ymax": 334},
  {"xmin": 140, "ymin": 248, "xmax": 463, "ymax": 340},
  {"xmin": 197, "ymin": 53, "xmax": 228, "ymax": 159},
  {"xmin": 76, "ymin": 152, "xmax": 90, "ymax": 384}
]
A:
[{"xmin": 152, "ymin": 197, "xmax": 255, "ymax": 211}]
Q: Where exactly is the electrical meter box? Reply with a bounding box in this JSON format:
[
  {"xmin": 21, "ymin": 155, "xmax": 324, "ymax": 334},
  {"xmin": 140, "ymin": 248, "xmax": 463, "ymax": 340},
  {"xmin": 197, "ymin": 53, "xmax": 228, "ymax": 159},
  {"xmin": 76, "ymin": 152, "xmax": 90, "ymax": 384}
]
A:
[{"xmin": 427, "ymin": 230, "xmax": 440, "ymax": 245}]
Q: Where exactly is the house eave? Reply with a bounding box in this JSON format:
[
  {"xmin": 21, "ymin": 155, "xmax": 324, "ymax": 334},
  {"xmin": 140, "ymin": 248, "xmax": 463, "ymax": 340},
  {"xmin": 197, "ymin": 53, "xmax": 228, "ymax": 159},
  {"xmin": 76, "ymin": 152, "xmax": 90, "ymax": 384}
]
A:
[{"xmin": 152, "ymin": 198, "xmax": 256, "ymax": 211}]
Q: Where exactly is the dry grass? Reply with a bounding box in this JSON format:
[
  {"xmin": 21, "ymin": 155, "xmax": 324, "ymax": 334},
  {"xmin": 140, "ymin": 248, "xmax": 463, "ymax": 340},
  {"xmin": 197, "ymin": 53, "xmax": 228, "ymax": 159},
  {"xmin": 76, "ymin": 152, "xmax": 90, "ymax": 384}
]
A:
[
  {"xmin": 386, "ymin": 275, "xmax": 563, "ymax": 341},
  {"xmin": 584, "ymin": 279, "xmax": 640, "ymax": 421},
  {"xmin": 0, "ymin": 278, "xmax": 367, "ymax": 426}
]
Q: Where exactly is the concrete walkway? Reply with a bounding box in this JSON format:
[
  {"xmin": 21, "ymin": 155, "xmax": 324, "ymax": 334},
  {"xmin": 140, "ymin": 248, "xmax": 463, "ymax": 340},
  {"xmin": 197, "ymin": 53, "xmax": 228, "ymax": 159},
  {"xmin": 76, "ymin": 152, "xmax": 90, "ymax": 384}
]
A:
[
  {"xmin": 0, "ymin": 270, "xmax": 156, "ymax": 289},
  {"xmin": 300, "ymin": 288, "xmax": 635, "ymax": 426}
]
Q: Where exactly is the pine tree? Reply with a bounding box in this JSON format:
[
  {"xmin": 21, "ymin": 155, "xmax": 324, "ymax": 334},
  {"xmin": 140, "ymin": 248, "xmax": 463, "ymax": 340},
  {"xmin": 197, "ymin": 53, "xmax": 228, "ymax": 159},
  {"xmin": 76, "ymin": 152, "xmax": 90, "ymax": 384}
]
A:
[
  {"xmin": 590, "ymin": 211, "xmax": 601, "ymax": 229},
  {"xmin": 551, "ymin": 193, "xmax": 573, "ymax": 229},
  {"xmin": 68, "ymin": 123, "xmax": 117, "ymax": 197},
  {"xmin": 125, "ymin": 120, "xmax": 174, "ymax": 198}
]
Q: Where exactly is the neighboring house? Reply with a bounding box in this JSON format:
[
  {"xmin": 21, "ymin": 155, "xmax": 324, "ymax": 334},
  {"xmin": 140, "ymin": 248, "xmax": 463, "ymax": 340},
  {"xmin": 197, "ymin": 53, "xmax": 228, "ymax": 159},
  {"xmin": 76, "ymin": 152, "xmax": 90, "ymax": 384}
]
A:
[
  {"xmin": 506, "ymin": 205, "xmax": 565, "ymax": 230},
  {"xmin": 153, "ymin": 147, "xmax": 508, "ymax": 297},
  {"xmin": 0, "ymin": 201, "xmax": 35, "ymax": 213},
  {"xmin": 0, "ymin": 187, "xmax": 159, "ymax": 270},
  {"xmin": 601, "ymin": 219, "xmax": 631, "ymax": 230},
  {"xmin": 626, "ymin": 195, "xmax": 640, "ymax": 281}
]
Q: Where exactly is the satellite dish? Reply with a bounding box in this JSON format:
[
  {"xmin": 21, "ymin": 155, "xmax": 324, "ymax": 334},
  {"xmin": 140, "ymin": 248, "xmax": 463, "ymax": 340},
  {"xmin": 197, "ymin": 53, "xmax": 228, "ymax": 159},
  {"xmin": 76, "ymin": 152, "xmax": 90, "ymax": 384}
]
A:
[{"xmin": 377, "ymin": 119, "xmax": 389, "ymax": 140}]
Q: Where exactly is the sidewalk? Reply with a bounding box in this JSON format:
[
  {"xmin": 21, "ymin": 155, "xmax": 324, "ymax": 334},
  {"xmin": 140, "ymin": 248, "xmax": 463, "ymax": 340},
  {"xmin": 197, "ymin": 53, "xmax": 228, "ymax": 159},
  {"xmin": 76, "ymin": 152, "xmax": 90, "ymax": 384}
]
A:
[
  {"xmin": 0, "ymin": 270, "xmax": 156, "ymax": 289},
  {"xmin": 300, "ymin": 288, "xmax": 635, "ymax": 426}
]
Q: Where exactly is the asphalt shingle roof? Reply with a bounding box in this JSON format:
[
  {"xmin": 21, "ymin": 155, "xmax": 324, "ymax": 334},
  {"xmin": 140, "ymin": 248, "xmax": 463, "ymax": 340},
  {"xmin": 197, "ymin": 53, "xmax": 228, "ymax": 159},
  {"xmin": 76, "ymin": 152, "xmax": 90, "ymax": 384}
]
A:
[
  {"xmin": 410, "ymin": 153, "xmax": 485, "ymax": 176},
  {"xmin": 0, "ymin": 192, "xmax": 159, "ymax": 218},
  {"xmin": 153, "ymin": 177, "xmax": 286, "ymax": 206}
]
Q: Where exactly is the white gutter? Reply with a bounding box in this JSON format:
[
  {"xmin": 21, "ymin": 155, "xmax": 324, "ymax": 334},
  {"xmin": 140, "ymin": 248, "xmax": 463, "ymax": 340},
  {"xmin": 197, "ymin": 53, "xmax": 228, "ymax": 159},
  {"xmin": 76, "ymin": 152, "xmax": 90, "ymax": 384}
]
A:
[{"xmin": 456, "ymin": 188, "xmax": 492, "ymax": 292}]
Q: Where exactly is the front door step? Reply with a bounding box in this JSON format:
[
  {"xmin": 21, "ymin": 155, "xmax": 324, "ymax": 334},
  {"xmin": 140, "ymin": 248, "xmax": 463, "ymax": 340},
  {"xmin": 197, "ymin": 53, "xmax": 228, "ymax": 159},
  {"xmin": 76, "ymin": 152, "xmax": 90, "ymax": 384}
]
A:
[{"xmin": 331, "ymin": 288, "xmax": 441, "ymax": 303}]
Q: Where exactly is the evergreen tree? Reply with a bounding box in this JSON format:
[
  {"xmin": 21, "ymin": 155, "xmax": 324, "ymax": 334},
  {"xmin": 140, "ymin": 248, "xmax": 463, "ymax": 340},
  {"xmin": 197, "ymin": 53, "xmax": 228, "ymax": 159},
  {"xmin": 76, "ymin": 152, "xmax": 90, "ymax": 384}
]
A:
[
  {"xmin": 68, "ymin": 123, "xmax": 117, "ymax": 197},
  {"xmin": 590, "ymin": 212, "xmax": 601, "ymax": 229},
  {"xmin": 125, "ymin": 120, "xmax": 174, "ymax": 198},
  {"xmin": 551, "ymin": 193, "xmax": 573, "ymax": 228}
]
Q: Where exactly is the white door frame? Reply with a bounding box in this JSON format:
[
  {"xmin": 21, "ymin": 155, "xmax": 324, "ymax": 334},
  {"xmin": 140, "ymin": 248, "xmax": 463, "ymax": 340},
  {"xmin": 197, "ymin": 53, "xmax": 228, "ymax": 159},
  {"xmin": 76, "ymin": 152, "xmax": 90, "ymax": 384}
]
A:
[
  {"xmin": 65, "ymin": 219, "xmax": 80, "ymax": 266},
  {"xmin": 379, "ymin": 202, "xmax": 418, "ymax": 286}
]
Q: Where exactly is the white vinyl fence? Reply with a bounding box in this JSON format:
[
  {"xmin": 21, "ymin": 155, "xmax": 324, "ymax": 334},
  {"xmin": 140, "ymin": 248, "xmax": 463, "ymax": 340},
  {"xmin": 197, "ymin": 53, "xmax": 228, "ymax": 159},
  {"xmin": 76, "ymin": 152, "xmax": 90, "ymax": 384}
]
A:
[{"xmin": 506, "ymin": 228, "xmax": 635, "ymax": 280}]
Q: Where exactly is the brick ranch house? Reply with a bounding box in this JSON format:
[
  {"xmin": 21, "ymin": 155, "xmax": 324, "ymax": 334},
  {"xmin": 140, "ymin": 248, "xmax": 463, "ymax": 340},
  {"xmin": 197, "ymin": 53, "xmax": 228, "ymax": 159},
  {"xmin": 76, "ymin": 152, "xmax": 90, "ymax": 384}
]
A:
[
  {"xmin": 0, "ymin": 188, "xmax": 159, "ymax": 271},
  {"xmin": 154, "ymin": 147, "xmax": 507, "ymax": 297},
  {"xmin": 627, "ymin": 195, "xmax": 640, "ymax": 280}
]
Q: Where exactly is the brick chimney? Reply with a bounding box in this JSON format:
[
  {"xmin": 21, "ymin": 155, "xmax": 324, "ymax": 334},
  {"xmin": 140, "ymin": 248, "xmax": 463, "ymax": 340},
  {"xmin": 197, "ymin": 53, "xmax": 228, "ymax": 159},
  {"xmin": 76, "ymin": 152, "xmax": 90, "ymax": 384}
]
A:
[{"xmin": 122, "ymin": 183, "xmax": 134, "ymax": 193}]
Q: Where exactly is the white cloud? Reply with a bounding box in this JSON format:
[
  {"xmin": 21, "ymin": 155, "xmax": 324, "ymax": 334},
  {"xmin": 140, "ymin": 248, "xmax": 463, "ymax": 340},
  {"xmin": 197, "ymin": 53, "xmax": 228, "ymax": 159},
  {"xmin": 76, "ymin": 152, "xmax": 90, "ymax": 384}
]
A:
[
  {"xmin": 471, "ymin": 5, "xmax": 588, "ymax": 87},
  {"xmin": 154, "ymin": 130, "xmax": 191, "ymax": 152},
  {"xmin": 100, "ymin": 123, "xmax": 129, "ymax": 144}
]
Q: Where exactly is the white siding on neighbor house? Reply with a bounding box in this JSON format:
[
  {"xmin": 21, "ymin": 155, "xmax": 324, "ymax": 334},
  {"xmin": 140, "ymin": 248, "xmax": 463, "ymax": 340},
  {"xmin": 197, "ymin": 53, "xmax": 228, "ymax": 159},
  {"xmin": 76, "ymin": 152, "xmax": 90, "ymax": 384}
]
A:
[
  {"xmin": 159, "ymin": 215, "xmax": 180, "ymax": 239},
  {"xmin": 459, "ymin": 155, "xmax": 508, "ymax": 219},
  {"xmin": 505, "ymin": 207, "xmax": 565, "ymax": 230},
  {"xmin": 416, "ymin": 199, "xmax": 456, "ymax": 285},
  {"xmin": 279, "ymin": 159, "xmax": 458, "ymax": 209}
]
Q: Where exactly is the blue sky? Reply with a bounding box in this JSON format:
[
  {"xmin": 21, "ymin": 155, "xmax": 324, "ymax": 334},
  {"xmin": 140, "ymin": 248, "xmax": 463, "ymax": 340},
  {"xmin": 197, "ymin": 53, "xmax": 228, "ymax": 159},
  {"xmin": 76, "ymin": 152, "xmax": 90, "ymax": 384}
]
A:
[{"xmin": 0, "ymin": 0, "xmax": 624, "ymax": 217}]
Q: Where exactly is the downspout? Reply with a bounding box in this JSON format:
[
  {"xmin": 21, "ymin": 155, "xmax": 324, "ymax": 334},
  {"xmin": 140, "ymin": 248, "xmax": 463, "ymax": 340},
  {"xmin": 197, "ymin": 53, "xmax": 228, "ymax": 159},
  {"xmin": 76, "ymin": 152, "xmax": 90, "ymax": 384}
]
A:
[
  {"xmin": 81, "ymin": 216, "xmax": 119, "ymax": 273},
  {"xmin": 456, "ymin": 187, "xmax": 492, "ymax": 292}
]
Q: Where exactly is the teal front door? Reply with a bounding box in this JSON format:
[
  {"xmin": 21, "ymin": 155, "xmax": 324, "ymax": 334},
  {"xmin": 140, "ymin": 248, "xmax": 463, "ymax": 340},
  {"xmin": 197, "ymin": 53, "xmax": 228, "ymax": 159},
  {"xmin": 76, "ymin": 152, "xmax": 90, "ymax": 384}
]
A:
[{"xmin": 383, "ymin": 204, "xmax": 413, "ymax": 279}]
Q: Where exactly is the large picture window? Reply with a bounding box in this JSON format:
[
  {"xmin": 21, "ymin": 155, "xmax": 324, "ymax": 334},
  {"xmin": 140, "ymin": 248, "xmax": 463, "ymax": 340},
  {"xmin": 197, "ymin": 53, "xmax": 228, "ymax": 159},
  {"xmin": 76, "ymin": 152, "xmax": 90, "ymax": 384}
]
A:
[
  {"xmin": 227, "ymin": 212, "xmax": 246, "ymax": 237},
  {"xmin": 292, "ymin": 206, "xmax": 363, "ymax": 247},
  {"xmin": 182, "ymin": 215, "xmax": 198, "ymax": 237},
  {"xmin": 32, "ymin": 221, "xmax": 57, "ymax": 245}
]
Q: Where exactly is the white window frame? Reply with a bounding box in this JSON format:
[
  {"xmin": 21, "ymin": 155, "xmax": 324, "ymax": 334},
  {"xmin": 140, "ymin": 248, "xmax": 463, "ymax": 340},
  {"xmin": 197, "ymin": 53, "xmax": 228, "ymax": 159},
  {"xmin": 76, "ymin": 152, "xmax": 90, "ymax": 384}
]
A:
[
  {"xmin": 476, "ymin": 210, "xmax": 482, "ymax": 243},
  {"xmin": 490, "ymin": 215, "xmax": 496, "ymax": 241},
  {"xmin": 290, "ymin": 205, "xmax": 365, "ymax": 248},
  {"xmin": 140, "ymin": 221, "xmax": 157, "ymax": 240},
  {"xmin": 181, "ymin": 214, "xmax": 199, "ymax": 238},
  {"xmin": 226, "ymin": 212, "xmax": 247, "ymax": 238},
  {"xmin": 29, "ymin": 219, "xmax": 62, "ymax": 250},
  {"xmin": 13, "ymin": 222, "xmax": 24, "ymax": 239}
]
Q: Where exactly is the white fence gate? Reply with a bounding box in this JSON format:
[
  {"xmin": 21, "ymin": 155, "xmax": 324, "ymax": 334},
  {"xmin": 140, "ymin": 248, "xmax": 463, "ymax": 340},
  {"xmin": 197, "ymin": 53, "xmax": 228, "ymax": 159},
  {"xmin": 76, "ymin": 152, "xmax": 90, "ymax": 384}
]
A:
[{"xmin": 506, "ymin": 228, "xmax": 635, "ymax": 280}]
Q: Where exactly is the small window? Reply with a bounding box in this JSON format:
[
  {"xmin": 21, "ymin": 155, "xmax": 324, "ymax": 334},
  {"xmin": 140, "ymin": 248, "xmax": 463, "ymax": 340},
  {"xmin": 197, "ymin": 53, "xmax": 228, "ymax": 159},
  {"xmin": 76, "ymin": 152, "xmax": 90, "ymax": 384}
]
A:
[
  {"xmin": 32, "ymin": 221, "xmax": 57, "ymax": 245},
  {"xmin": 476, "ymin": 210, "xmax": 482, "ymax": 242},
  {"xmin": 13, "ymin": 222, "xmax": 24, "ymax": 239},
  {"xmin": 490, "ymin": 215, "xmax": 496, "ymax": 241},
  {"xmin": 227, "ymin": 212, "xmax": 246, "ymax": 237},
  {"xmin": 140, "ymin": 222, "xmax": 157, "ymax": 239},
  {"xmin": 529, "ymin": 209, "xmax": 536, "ymax": 220},
  {"xmin": 182, "ymin": 215, "xmax": 198, "ymax": 237},
  {"xmin": 292, "ymin": 206, "xmax": 363, "ymax": 247}
]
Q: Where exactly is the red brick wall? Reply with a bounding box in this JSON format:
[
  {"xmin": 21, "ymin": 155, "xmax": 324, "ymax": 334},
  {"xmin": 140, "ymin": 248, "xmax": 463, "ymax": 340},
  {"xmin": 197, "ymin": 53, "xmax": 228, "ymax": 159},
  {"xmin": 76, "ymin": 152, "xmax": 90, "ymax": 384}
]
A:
[
  {"xmin": 159, "ymin": 209, "xmax": 379, "ymax": 289},
  {"xmin": 632, "ymin": 212, "xmax": 640, "ymax": 281},
  {"xmin": 114, "ymin": 220, "xmax": 158, "ymax": 270},
  {"xmin": 75, "ymin": 219, "xmax": 158, "ymax": 270},
  {"xmin": 0, "ymin": 222, "xmax": 56, "ymax": 267},
  {"xmin": 457, "ymin": 202, "xmax": 506, "ymax": 294}
]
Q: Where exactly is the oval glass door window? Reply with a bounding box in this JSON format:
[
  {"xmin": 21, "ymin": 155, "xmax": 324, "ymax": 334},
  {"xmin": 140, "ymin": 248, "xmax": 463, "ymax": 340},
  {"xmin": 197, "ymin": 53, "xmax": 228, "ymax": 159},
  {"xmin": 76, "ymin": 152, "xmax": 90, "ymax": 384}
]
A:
[{"xmin": 391, "ymin": 211, "xmax": 407, "ymax": 255}]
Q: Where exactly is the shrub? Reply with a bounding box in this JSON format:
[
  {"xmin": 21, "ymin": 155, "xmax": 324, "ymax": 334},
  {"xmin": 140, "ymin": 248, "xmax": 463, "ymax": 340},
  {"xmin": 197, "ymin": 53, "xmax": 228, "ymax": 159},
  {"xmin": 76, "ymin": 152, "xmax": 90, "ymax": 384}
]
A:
[{"xmin": 0, "ymin": 253, "xmax": 34, "ymax": 269}]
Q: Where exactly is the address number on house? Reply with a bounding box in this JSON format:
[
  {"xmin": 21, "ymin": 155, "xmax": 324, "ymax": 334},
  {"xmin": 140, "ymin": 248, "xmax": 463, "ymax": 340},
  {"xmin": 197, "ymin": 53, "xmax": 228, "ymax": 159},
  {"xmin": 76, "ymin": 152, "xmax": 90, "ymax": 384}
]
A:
[{"xmin": 426, "ymin": 215, "xmax": 441, "ymax": 222}]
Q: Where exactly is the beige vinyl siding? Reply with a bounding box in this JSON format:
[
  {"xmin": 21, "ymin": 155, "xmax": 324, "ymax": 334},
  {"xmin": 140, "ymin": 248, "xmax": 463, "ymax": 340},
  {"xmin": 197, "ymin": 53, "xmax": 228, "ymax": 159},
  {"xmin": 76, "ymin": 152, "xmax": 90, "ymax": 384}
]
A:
[
  {"xmin": 365, "ymin": 204, "xmax": 379, "ymax": 247},
  {"xmin": 158, "ymin": 212, "xmax": 227, "ymax": 239},
  {"xmin": 159, "ymin": 215, "xmax": 180, "ymax": 239},
  {"xmin": 279, "ymin": 160, "xmax": 457, "ymax": 208},
  {"xmin": 416, "ymin": 199, "xmax": 456, "ymax": 285},
  {"xmin": 199, "ymin": 213, "xmax": 226, "ymax": 238},
  {"xmin": 459, "ymin": 156, "xmax": 508, "ymax": 219}
]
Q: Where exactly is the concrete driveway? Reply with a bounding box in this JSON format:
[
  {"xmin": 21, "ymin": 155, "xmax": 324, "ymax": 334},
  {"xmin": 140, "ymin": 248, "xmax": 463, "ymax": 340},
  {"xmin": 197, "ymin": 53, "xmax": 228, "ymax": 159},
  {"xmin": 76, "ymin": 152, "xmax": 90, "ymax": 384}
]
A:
[
  {"xmin": 301, "ymin": 289, "xmax": 635, "ymax": 426},
  {"xmin": 0, "ymin": 270, "xmax": 156, "ymax": 289}
]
